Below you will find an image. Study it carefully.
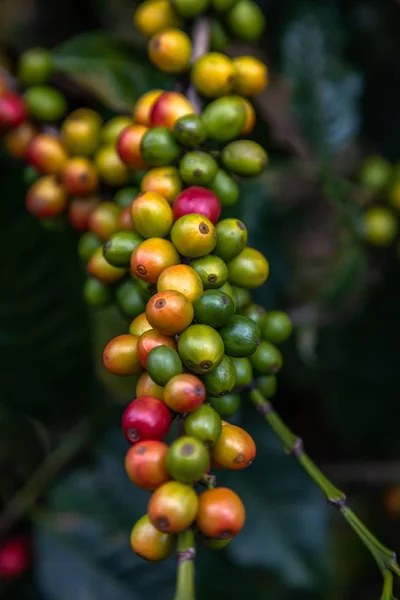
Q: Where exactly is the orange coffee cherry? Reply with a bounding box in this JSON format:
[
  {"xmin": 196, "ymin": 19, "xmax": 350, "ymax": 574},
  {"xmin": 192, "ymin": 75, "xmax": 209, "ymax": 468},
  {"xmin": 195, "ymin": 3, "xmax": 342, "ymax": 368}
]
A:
[
  {"xmin": 239, "ymin": 98, "xmax": 256, "ymax": 135},
  {"xmin": 117, "ymin": 124, "xmax": 149, "ymax": 170},
  {"xmin": 87, "ymin": 247, "xmax": 127, "ymax": 284},
  {"xmin": 148, "ymin": 480, "xmax": 199, "ymax": 533},
  {"xmin": 136, "ymin": 370, "xmax": 164, "ymax": 400},
  {"xmin": 27, "ymin": 133, "xmax": 68, "ymax": 175},
  {"xmin": 148, "ymin": 28, "xmax": 192, "ymax": 73},
  {"xmin": 130, "ymin": 514, "xmax": 175, "ymax": 562},
  {"xmin": 125, "ymin": 440, "xmax": 169, "ymax": 490},
  {"xmin": 151, "ymin": 91, "xmax": 195, "ymax": 130},
  {"xmin": 191, "ymin": 53, "xmax": 235, "ymax": 97},
  {"xmin": 130, "ymin": 238, "xmax": 179, "ymax": 283},
  {"xmin": 157, "ymin": 264, "xmax": 203, "ymax": 302},
  {"xmin": 131, "ymin": 191, "xmax": 173, "ymax": 238},
  {"xmin": 211, "ymin": 422, "xmax": 256, "ymax": 469},
  {"xmin": 141, "ymin": 166, "xmax": 182, "ymax": 204},
  {"xmin": 89, "ymin": 202, "xmax": 121, "ymax": 241},
  {"xmin": 62, "ymin": 157, "xmax": 99, "ymax": 196},
  {"xmin": 146, "ymin": 290, "xmax": 194, "ymax": 335},
  {"xmin": 137, "ymin": 329, "xmax": 177, "ymax": 368},
  {"xmin": 232, "ymin": 56, "xmax": 268, "ymax": 97},
  {"xmin": 5, "ymin": 122, "xmax": 38, "ymax": 159},
  {"xmin": 61, "ymin": 108, "xmax": 102, "ymax": 156},
  {"xmin": 196, "ymin": 487, "xmax": 245, "ymax": 538},
  {"xmin": 103, "ymin": 333, "xmax": 142, "ymax": 376},
  {"xmin": 129, "ymin": 312, "xmax": 153, "ymax": 337},
  {"xmin": 133, "ymin": 89, "xmax": 164, "ymax": 126},
  {"xmin": 134, "ymin": 0, "xmax": 180, "ymax": 38},
  {"xmin": 95, "ymin": 144, "xmax": 130, "ymax": 186},
  {"xmin": 26, "ymin": 175, "xmax": 67, "ymax": 218},
  {"xmin": 163, "ymin": 373, "xmax": 206, "ymax": 413},
  {"xmin": 68, "ymin": 195, "xmax": 100, "ymax": 232}
]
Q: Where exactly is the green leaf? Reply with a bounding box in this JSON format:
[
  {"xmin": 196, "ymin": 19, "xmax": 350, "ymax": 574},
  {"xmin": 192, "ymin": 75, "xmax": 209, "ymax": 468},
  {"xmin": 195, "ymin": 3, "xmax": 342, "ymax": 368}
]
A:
[
  {"xmin": 281, "ymin": 5, "xmax": 362, "ymax": 158},
  {"xmin": 52, "ymin": 31, "xmax": 172, "ymax": 112}
]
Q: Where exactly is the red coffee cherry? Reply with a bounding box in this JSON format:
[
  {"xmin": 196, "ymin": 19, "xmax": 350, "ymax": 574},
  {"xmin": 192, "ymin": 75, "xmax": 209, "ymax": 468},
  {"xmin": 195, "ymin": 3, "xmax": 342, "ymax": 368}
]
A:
[
  {"xmin": 0, "ymin": 535, "xmax": 31, "ymax": 580},
  {"xmin": 196, "ymin": 487, "xmax": 246, "ymax": 539},
  {"xmin": 150, "ymin": 91, "xmax": 195, "ymax": 130},
  {"xmin": 125, "ymin": 440, "xmax": 169, "ymax": 490},
  {"xmin": 122, "ymin": 396, "xmax": 172, "ymax": 443},
  {"xmin": 102, "ymin": 334, "xmax": 142, "ymax": 376},
  {"xmin": 0, "ymin": 92, "xmax": 27, "ymax": 132},
  {"xmin": 163, "ymin": 373, "xmax": 206, "ymax": 413},
  {"xmin": 117, "ymin": 124, "xmax": 149, "ymax": 170},
  {"xmin": 172, "ymin": 186, "xmax": 221, "ymax": 224}
]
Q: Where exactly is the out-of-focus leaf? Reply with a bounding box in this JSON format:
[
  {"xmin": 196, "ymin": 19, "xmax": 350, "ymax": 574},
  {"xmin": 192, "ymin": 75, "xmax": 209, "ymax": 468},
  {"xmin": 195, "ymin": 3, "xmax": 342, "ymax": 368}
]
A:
[
  {"xmin": 281, "ymin": 5, "xmax": 362, "ymax": 158},
  {"xmin": 52, "ymin": 31, "xmax": 172, "ymax": 112}
]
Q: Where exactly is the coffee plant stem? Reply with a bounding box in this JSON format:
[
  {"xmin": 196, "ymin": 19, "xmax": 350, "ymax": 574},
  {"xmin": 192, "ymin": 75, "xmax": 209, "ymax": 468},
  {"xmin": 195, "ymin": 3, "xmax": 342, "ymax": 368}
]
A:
[
  {"xmin": 249, "ymin": 387, "xmax": 400, "ymax": 587},
  {"xmin": 174, "ymin": 529, "xmax": 196, "ymax": 600}
]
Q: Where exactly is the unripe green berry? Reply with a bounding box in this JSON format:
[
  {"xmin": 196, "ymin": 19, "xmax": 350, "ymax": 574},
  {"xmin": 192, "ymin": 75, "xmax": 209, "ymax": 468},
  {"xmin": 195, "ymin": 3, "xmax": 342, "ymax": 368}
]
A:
[
  {"xmin": 250, "ymin": 340, "xmax": 282, "ymax": 374},
  {"xmin": 226, "ymin": 0, "xmax": 265, "ymax": 41},
  {"xmin": 209, "ymin": 393, "xmax": 240, "ymax": 417},
  {"xmin": 141, "ymin": 126, "xmax": 181, "ymax": 166},
  {"xmin": 18, "ymin": 48, "xmax": 53, "ymax": 85},
  {"xmin": 222, "ymin": 140, "xmax": 267, "ymax": 177},
  {"xmin": 210, "ymin": 169, "xmax": 239, "ymax": 207},
  {"xmin": 84, "ymin": 277, "xmax": 113, "ymax": 307},
  {"xmin": 179, "ymin": 151, "xmax": 218, "ymax": 186},
  {"xmin": 166, "ymin": 436, "xmax": 209, "ymax": 484},
  {"xmin": 261, "ymin": 311, "xmax": 293, "ymax": 344},
  {"xmin": 184, "ymin": 405, "xmax": 222, "ymax": 447},
  {"xmin": 172, "ymin": 0, "xmax": 210, "ymax": 18},
  {"xmin": 202, "ymin": 96, "xmax": 246, "ymax": 142},
  {"xmin": 103, "ymin": 231, "xmax": 143, "ymax": 268},
  {"xmin": 174, "ymin": 115, "xmax": 207, "ymax": 147},
  {"xmin": 78, "ymin": 232, "xmax": 102, "ymax": 262},
  {"xmin": 24, "ymin": 85, "xmax": 67, "ymax": 122},
  {"xmin": 147, "ymin": 346, "xmax": 183, "ymax": 386},
  {"xmin": 115, "ymin": 279, "xmax": 147, "ymax": 318}
]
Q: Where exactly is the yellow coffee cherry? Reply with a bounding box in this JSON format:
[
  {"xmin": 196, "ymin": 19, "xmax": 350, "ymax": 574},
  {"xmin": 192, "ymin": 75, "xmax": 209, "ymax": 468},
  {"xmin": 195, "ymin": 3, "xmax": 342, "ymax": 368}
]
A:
[
  {"xmin": 232, "ymin": 56, "xmax": 268, "ymax": 97},
  {"xmin": 192, "ymin": 52, "xmax": 235, "ymax": 97},
  {"xmin": 148, "ymin": 28, "xmax": 192, "ymax": 73},
  {"xmin": 363, "ymin": 207, "xmax": 398, "ymax": 246},
  {"xmin": 134, "ymin": 0, "xmax": 180, "ymax": 38}
]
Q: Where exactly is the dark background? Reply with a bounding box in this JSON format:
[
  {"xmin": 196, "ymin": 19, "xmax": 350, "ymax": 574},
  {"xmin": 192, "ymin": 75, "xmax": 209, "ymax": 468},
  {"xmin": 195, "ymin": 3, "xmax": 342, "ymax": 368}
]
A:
[{"xmin": 1, "ymin": 0, "xmax": 400, "ymax": 598}]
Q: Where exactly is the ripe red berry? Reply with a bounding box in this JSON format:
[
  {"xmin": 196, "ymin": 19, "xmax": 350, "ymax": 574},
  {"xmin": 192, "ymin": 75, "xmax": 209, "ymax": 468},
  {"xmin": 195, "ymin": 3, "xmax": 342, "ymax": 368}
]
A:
[
  {"xmin": 0, "ymin": 92, "xmax": 27, "ymax": 132},
  {"xmin": 122, "ymin": 396, "xmax": 172, "ymax": 443},
  {"xmin": 125, "ymin": 440, "xmax": 170, "ymax": 490},
  {"xmin": 172, "ymin": 187, "xmax": 221, "ymax": 224},
  {"xmin": 0, "ymin": 535, "xmax": 30, "ymax": 580}
]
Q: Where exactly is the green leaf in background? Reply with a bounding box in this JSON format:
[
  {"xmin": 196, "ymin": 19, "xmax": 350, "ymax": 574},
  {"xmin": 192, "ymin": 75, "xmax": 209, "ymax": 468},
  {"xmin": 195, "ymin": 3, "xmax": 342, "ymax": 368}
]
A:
[
  {"xmin": 52, "ymin": 31, "xmax": 172, "ymax": 112},
  {"xmin": 34, "ymin": 422, "xmax": 328, "ymax": 600},
  {"xmin": 281, "ymin": 5, "xmax": 362, "ymax": 158}
]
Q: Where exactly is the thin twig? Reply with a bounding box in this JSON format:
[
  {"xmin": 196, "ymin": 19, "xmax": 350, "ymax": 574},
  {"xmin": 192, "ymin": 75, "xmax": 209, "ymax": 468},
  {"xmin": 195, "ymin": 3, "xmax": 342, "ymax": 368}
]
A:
[{"xmin": 174, "ymin": 529, "xmax": 196, "ymax": 600}]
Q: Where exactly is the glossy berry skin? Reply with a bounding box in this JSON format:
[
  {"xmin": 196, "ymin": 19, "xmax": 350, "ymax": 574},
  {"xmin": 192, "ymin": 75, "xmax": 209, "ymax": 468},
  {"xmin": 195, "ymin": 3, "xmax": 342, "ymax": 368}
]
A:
[
  {"xmin": 62, "ymin": 157, "xmax": 99, "ymax": 196},
  {"xmin": 241, "ymin": 303, "xmax": 265, "ymax": 325},
  {"xmin": 117, "ymin": 124, "xmax": 149, "ymax": 170},
  {"xmin": 212, "ymin": 422, "xmax": 256, "ymax": 469},
  {"xmin": 163, "ymin": 373, "xmax": 206, "ymax": 413},
  {"xmin": 191, "ymin": 53, "xmax": 235, "ymax": 98},
  {"xmin": 26, "ymin": 175, "xmax": 67, "ymax": 218},
  {"xmin": 130, "ymin": 514, "xmax": 175, "ymax": 562},
  {"xmin": 230, "ymin": 357, "xmax": 253, "ymax": 387},
  {"xmin": 125, "ymin": 440, "xmax": 169, "ymax": 490},
  {"xmin": 122, "ymin": 396, "xmax": 172, "ymax": 444},
  {"xmin": 131, "ymin": 191, "xmax": 173, "ymax": 238},
  {"xmin": 5, "ymin": 122, "xmax": 38, "ymax": 160},
  {"xmin": 174, "ymin": 115, "xmax": 207, "ymax": 147},
  {"xmin": 129, "ymin": 312, "xmax": 153, "ymax": 337},
  {"xmin": 27, "ymin": 134, "xmax": 68, "ymax": 175},
  {"xmin": 68, "ymin": 196, "xmax": 100, "ymax": 232},
  {"xmin": 166, "ymin": 436, "xmax": 209, "ymax": 484},
  {"xmin": 148, "ymin": 480, "xmax": 199, "ymax": 533},
  {"xmin": 211, "ymin": 170, "xmax": 239, "ymax": 208},
  {"xmin": 95, "ymin": 144, "xmax": 130, "ymax": 186},
  {"xmin": 196, "ymin": 487, "xmax": 245, "ymax": 538},
  {"xmin": 218, "ymin": 315, "xmax": 261, "ymax": 358},
  {"xmin": 148, "ymin": 28, "xmax": 192, "ymax": 73},
  {"xmin": 193, "ymin": 290, "xmax": 235, "ymax": 328},
  {"xmin": 202, "ymin": 355, "xmax": 236, "ymax": 397},
  {"xmin": 233, "ymin": 56, "xmax": 268, "ymax": 97},
  {"xmin": 227, "ymin": 247, "xmax": 269, "ymax": 289},
  {"xmin": 157, "ymin": 264, "xmax": 203, "ymax": 303},
  {"xmin": 249, "ymin": 340, "xmax": 282, "ymax": 374},
  {"xmin": 222, "ymin": 140, "xmax": 267, "ymax": 177},
  {"xmin": 173, "ymin": 187, "xmax": 221, "ymax": 224},
  {"xmin": 141, "ymin": 166, "xmax": 182, "ymax": 204},
  {"xmin": 130, "ymin": 238, "xmax": 179, "ymax": 283},
  {"xmin": 201, "ymin": 96, "xmax": 246, "ymax": 142},
  {"xmin": 61, "ymin": 108, "xmax": 102, "ymax": 156},
  {"xmin": 87, "ymin": 247, "xmax": 127, "ymax": 284},
  {"xmin": 190, "ymin": 255, "xmax": 228, "ymax": 289},
  {"xmin": 209, "ymin": 393, "xmax": 241, "ymax": 418},
  {"xmin": 214, "ymin": 218, "xmax": 248, "ymax": 262},
  {"xmin": 171, "ymin": 214, "xmax": 217, "ymax": 258},
  {"xmin": 184, "ymin": 404, "xmax": 222, "ymax": 447},
  {"xmin": 89, "ymin": 202, "xmax": 121, "ymax": 242},
  {"xmin": 261, "ymin": 311, "xmax": 292, "ymax": 344},
  {"xmin": 137, "ymin": 329, "xmax": 177, "ymax": 368},
  {"xmin": 140, "ymin": 126, "xmax": 181, "ymax": 167},
  {"xmin": 178, "ymin": 324, "xmax": 224, "ymax": 374},
  {"xmin": 134, "ymin": 0, "xmax": 180, "ymax": 38},
  {"xmin": 151, "ymin": 91, "xmax": 195, "ymax": 130},
  {"xmin": 0, "ymin": 92, "xmax": 27, "ymax": 132},
  {"xmin": 103, "ymin": 231, "xmax": 143, "ymax": 268},
  {"xmin": 115, "ymin": 277, "xmax": 145, "ymax": 319},
  {"xmin": 147, "ymin": 345, "xmax": 183, "ymax": 386},
  {"xmin": 103, "ymin": 334, "xmax": 142, "ymax": 376},
  {"xmin": 239, "ymin": 98, "xmax": 256, "ymax": 135},
  {"xmin": 136, "ymin": 370, "xmax": 164, "ymax": 400},
  {"xmin": 146, "ymin": 290, "xmax": 194, "ymax": 335},
  {"xmin": 133, "ymin": 89, "xmax": 164, "ymax": 126},
  {"xmin": 179, "ymin": 151, "xmax": 218, "ymax": 186},
  {"xmin": 0, "ymin": 535, "xmax": 31, "ymax": 579}
]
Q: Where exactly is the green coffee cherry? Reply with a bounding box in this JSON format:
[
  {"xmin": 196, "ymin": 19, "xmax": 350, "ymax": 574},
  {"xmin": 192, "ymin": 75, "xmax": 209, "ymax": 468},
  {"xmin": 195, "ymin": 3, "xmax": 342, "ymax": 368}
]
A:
[
  {"xmin": 222, "ymin": 140, "xmax": 267, "ymax": 177},
  {"xmin": 256, "ymin": 374, "xmax": 277, "ymax": 398},
  {"xmin": 241, "ymin": 303, "xmax": 266, "ymax": 325},
  {"xmin": 179, "ymin": 151, "xmax": 218, "ymax": 186},
  {"xmin": 226, "ymin": 0, "xmax": 265, "ymax": 41},
  {"xmin": 202, "ymin": 96, "xmax": 246, "ymax": 142},
  {"xmin": 23, "ymin": 165, "xmax": 40, "ymax": 187},
  {"xmin": 262, "ymin": 311, "xmax": 293, "ymax": 344},
  {"xmin": 209, "ymin": 393, "xmax": 240, "ymax": 417},
  {"xmin": 230, "ymin": 357, "xmax": 253, "ymax": 387},
  {"xmin": 232, "ymin": 286, "xmax": 251, "ymax": 310},
  {"xmin": 24, "ymin": 85, "xmax": 67, "ymax": 122},
  {"xmin": 212, "ymin": 0, "xmax": 239, "ymax": 11},
  {"xmin": 250, "ymin": 340, "xmax": 282, "ymax": 374},
  {"xmin": 18, "ymin": 48, "xmax": 53, "ymax": 85},
  {"xmin": 84, "ymin": 278, "xmax": 113, "ymax": 307},
  {"xmin": 78, "ymin": 232, "xmax": 102, "ymax": 262},
  {"xmin": 219, "ymin": 315, "xmax": 261, "ymax": 357},
  {"xmin": 217, "ymin": 281, "xmax": 237, "ymax": 312},
  {"xmin": 115, "ymin": 279, "xmax": 147, "ymax": 318},
  {"xmin": 114, "ymin": 187, "xmax": 138, "ymax": 208},
  {"xmin": 166, "ymin": 436, "xmax": 209, "ymax": 484},
  {"xmin": 184, "ymin": 405, "xmax": 222, "ymax": 447},
  {"xmin": 103, "ymin": 231, "xmax": 143, "ymax": 268},
  {"xmin": 194, "ymin": 290, "xmax": 235, "ymax": 328},
  {"xmin": 210, "ymin": 169, "xmax": 239, "ymax": 207},
  {"xmin": 214, "ymin": 218, "xmax": 248, "ymax": 262},
  {"xmin": 210, "ymin": 19, "xmax": 229, "ymax": 51},
  {"xmin": 147, "ymin": 346, "xmax": 183, "ymax": 386},
  {"xmin": 202, "ymin": 355, "xmax": 236, "ymax": 397},
  {"xmin": 173, "ymin": 0, "xmax": 210, "ymax": 18},
  {"xmin": 141, "ymin": 127, "xmax": 181, "ymax": 166},
  {"xmin": 191, "ymin": 255, "xmax": 228, "ymax": 289},
  {"xmin": 174, "ymin": 115, "xmax": 207, "ymax": 147},
  {"xmin": 360, "ymin": 156, "xmax": 392, "ymax": 193}
]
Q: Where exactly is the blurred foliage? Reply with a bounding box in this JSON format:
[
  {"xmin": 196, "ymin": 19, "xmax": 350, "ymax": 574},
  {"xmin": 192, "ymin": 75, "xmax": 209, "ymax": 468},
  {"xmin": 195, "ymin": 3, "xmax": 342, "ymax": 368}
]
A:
[{"xmin": 2, "ymin": 1, "xmax": 400, "ymax": 600}]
